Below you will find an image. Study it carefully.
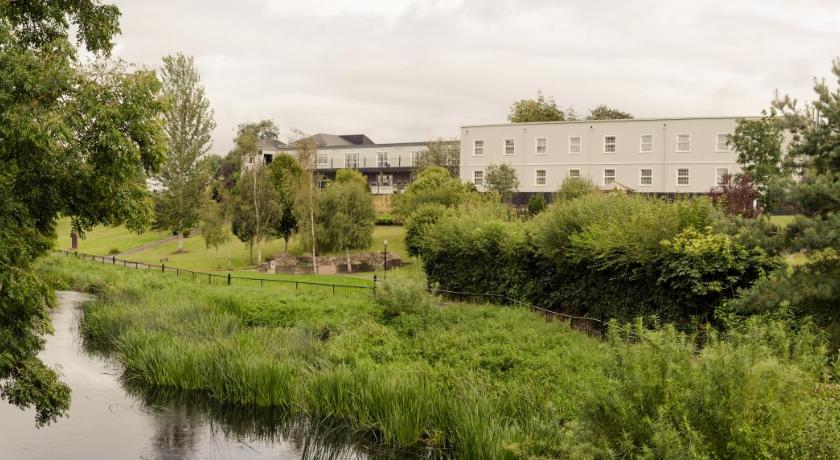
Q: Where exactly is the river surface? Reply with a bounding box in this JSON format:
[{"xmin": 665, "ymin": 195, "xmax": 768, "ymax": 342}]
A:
[{"xmin": 0, "ymin": 291, "xmax": 367, "ymax": 460}]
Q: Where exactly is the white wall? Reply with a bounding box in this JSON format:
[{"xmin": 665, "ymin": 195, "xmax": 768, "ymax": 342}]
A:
[{"xmin": 460, "ymin": 117, "xmax": 746, "ymax": 193}]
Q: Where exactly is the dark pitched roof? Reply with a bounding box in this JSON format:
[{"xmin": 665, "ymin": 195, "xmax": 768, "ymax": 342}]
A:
[{"xmin": 256, "ymin": 138, "xmax": 286, "ymax": 150}]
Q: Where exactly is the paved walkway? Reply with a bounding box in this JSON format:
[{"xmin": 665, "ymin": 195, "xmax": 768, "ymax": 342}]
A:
[{"xmin": 118, "ymin": 234, "xmax": 179, "ymax": 255}]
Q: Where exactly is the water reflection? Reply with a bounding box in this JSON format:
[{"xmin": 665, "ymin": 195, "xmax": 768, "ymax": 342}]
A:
[{"xmin": 0, "ymin": 292, "xmax": 440, "ymax": 459}]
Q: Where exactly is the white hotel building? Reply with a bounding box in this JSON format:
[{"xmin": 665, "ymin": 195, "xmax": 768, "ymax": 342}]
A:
[{"xmin": 460, "ymin": 117, "xmax": 750, "ymax": 200}]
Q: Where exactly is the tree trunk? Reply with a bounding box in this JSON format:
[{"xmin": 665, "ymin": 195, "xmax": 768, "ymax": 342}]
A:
[
  {"xmin": 177, "ymin": 232, "xmax": 184, "ymax": 252},
  {"xmin": 227, "ymin": 240, "xmax": 232, "ymax": 270},
  {"xmin": 252, "ymin": 169, "xmax": 261, "ymax": 267},
  {"xmin": 284, "ymin": 237, "xmax": 289, "ymax": 258},
  {"xmin": 248, "ymin": 241, "xmax": 253, "ymax": 264},
  {"xmin": 345, "ymin": 248, "xmax": 352, "ymax": 273},
  {"xmin": 309, "ymin": 171, "xmax": 318, "ymax": 274},
  {"xmin": 256, "ymin": 236, "xmax": 262, "ymax": 265}
]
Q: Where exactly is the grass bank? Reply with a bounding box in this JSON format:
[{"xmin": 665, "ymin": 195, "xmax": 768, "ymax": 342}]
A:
[{"xmin": 41, "ymin": 256, "xmax": 840, "ymax": 458}]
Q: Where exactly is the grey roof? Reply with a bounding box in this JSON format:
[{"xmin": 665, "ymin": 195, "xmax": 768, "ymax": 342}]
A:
[
  {"xmin": 461, "ymin": 116, "xmax": 759, "ymax": 129},
  {"xmin": 256, "ymin": 138, "xmax": 286, "ymax": 150}
]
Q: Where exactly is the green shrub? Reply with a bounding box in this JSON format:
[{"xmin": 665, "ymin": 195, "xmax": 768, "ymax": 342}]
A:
[
  {"xmin": 526, "ymin": 194, "xmax": 546, "ymax": 215},
  {"xmin": 392, "ymin": 167, "xmax": 472, "ymax": 218},
  {"xmin": 419, "ymin": 194, "xmax": 778, "ymax": 323},
  {"xmin": 715, "ymin": 214, "xmax": 787, "ymax": 256},
  {"xmin": 374, "ymin": 213, "xmax": 398, "ymax": 225},
  {"xmin": 107, "ymin": 247, "xmax": 120, "ymax": 255},
  {"xmin": 403, "ymin": 203, "xmax": 447, "ymax": 257},
  {"xmin": 554, "ymin": 176, "xmax": 596, "ymax": 202}
]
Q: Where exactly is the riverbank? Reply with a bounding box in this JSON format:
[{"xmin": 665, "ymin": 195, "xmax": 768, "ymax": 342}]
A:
[{"xmin": 39, "ymin": 255, "xmax": 840, "ymax": 459}]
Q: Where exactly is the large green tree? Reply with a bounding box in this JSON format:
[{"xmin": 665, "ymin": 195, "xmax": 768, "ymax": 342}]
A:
[
  {"xmin": 414, "ymin": 139, "xmax": 460, "ymax": 177},
  {"xmin": 485, "ymin": 163, "xmax": 520, "ymax": 203},
  {"xmin": 585, "ymin": 105, "xmax": 633, "ymax": 120},
  {"xmin": 728, "ymin": 115, "xmax": 786, "ymax": 212},
  {"xmin": 268, "ymin": 155, "xmax": 302, "ymax": 257},
  {"xmin": 317, "ymin": 181, "xmax": 376, "ymax": 272},
  {"xmin": 156, "ymin": 53, "xmax": 215, "ymax": 251},
  {"xmin": 0, "ymin": 1, "xmax": 167, "ymax": 425},
  {"xmin": 393, "ymin": 166, "xmax": 471, "ymax": 218},
  {"xmin": 508, "ymin": 91, "xmax": 565, "ymax": 123}
]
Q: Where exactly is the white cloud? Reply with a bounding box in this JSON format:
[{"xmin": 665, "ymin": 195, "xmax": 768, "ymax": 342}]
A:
[{"xmin": 111, "ymin": 0, "xmax": 840, "ymax": 153}]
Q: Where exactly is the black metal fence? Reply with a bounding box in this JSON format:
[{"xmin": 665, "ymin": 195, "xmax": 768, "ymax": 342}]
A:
[{"xmin": 57, "ymin": 250, "xmax": 374, "ymax": 297}]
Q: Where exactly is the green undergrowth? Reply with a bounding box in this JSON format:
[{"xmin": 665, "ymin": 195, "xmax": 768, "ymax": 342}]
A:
[{"xmin": 39, "ymin": 256, "xmax": 840, "ymax": 459}]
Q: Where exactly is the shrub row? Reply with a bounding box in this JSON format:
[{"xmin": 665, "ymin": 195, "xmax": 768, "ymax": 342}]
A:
[{"xmin": 412, "ymin": 194, "xmax": 780, "ymax": 323}]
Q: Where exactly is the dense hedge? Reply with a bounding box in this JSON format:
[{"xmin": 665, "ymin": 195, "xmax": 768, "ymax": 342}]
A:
[{"xmin": 415, "ymin": 194, "xmax": 780, "ymax": 323}]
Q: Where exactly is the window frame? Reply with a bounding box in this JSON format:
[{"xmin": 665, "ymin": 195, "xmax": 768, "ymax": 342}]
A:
[
  {"xmin": 473, "ymin": 139, "xmax": 484, "ymax": 156},
  {"xmin": 473, "ymin": 170, "xmax": 484, "ymax": 187},
  {"xmin": 603, "ymin": 135, "xmax": 617, "ymax": 154},
  {"xmin": 639, "ymin": 168, "xmax": 653, "ymax": 186},
  {"xmin": 503, "ymin": 138, "xmax": 515, "ymax": 155},
  {"xmin": 535, "ymin": 137, "xmax": 548, "ymax": 155},
  {"xmin": 639, "ymin": 134, "xmax": 654, "ymax": 153},
  {"xmin": 377, "ymin": 151, "xmax": 389, "ymax": 168},
  {"xmin": 535, "ymin": 169, "xmax": 547, "ymax": 186},
  {"xmin": 715, "ymin": 133, "xmax": 731, "ymax": 152},
  {"xmin": 568, "ymin": 168, "xmax": 581, "ymax": 178},
  {"xmin": 345, "ymin": 152, "xmax": 359, "ymax": 169},
  {"xmin": 316, "ymin": 153, "xmax": 329, "ymax": 167},
  {"xmin": 676, "ymin": 133, "xmax": 691, "ymax": 153},
  {"xmin": 603, "ymin": 168, "xmax": 616, "ymax": 186},
  {"xmin": 568, "ymin": 136, "xmax": 582, "ymax": 154},
  {"xmin": 676, "ymin": 168, "xmax": 690, "ymax": 186}
]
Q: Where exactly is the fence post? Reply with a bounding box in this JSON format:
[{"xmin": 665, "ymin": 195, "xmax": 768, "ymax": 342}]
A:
[
  {"xmin": 134, "ymin": 262, "xmax": 138, "ymax": 269},
  {"xmin": 112, "ymin": 256, "xmax": 116, "ymax": 264},
  {"xmin": 227, "ymin": 273, "xmax": 231, "ymax": 286},
  {"xmin": 161, "ymin": 264, "xmax": 165, "ymax": 273},
  {"xmin": 208, "ymin": 273, "xmax": 211, "ymax": 284}
]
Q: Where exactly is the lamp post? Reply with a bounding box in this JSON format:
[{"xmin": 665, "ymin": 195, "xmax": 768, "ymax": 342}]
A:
[{"xmin": 383, "ymin": 240, "xmax": 389, "ymax": 281}]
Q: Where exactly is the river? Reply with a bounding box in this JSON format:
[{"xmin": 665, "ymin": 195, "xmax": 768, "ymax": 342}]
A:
[{"xmin": 0, "ymin": 291, "xmax": 369, "ymax": 460}]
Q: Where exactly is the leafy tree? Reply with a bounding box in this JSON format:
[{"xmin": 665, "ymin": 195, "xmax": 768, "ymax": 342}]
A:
[
  {"xmin": 414, "ymin": 139, "xmax": 460, "ymax": 177},
  {"xmin": 231, "ymin": 165, "xmax": 280, "ymax": 264},
  {"xmin": 335, "ymin": 168, "xmax": 369, "ymax": 190},
  {"xmin": 727, "ymin": 116, "xmax": 785, "ymax": 212},
  {"xmin": 508, "ymin": 91, "xmax": 565, "ymax": 123},
  {"xmin": 156, "ymin": 53, "xmax": 215, "ymax": 251},
  {"xmin": 393, "ymin": 166, "xmax": 471, "ymax": 218},
  {"xmin": 268, "ymin": 155, "xmax": 302, "ymax": 256},
  {"xmin": 291, "ymin": 135, "xmax": 320, "ymax": 273},
  {"xmin": 317, "ymin": 181, "xmax": 376, "ymax": 271},
  {"xmin": 485, "ymin": 164, "xmax": 520, "ymax": 203},
  {"xmin": 709, "ymin": 173, "xmax": 760, "ymax": 218},
  {"xmin": 556, "ymin": 177, "xmax": 597, "ymax": 201},
  {"xmin": 788, "ymin": 172, "xmax": 840, "ymax": 217},
  {"xmin": 585, "ymin": 105, "xmax": 633, "ymax": 120},
  {"xmin": 222, "ymin": 119, "xmax": 279, "ymax": 178},
  {"xmin": 198, "ymin": 192, "xmax": 232, "ymax": 268},
  {"xmin": 0, "ymin": 1, "xmax": 167, "ymax": 425},
  {"xmin": 404, "ymin": 203, "xmax": 448, "ymax": 257}
]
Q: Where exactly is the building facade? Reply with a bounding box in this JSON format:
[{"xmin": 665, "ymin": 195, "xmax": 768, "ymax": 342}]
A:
[
  {"xmin": 460, "ymin": 117, "xmax": 750, "ymax": 199},
  {"xmin": 248, "ymin": 133, "xmax": 440, "ymax": 194}
]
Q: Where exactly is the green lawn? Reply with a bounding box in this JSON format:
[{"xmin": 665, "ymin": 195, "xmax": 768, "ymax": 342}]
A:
[
  {"xmin": 769, "ymin": 214, "xmax": 797, "ymax": 227},
  {"xmin": 54, "ymin": 217, "xmax": 166, "ymax": 255}
]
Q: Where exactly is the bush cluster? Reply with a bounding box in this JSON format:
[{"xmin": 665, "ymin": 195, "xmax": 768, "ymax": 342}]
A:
[{"xmin": 413, "ymin": 194, "xmax": 780, "ymax": 323}]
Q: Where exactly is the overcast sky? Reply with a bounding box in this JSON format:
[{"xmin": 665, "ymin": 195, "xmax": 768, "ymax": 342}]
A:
[{"xmin": 110, "ymin": 0, "xmax": 840, "ymax": 154}]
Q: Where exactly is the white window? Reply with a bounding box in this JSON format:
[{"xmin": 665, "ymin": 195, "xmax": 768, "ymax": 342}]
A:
[
  {"xmin": 715, "ymin": 167, "xmax": 729, "ymax": 186},
  {"xmin": 568, "ymin": 169, "xmax": 581, "ymax": 178},
  {"xmin": 676, "ymin": 134, "xmax": 691, "ymax": 152},
  {"xmin": 716, "ymin": 134, "xmax": 730, "ymax": 152},
  {"xmin": 640, "ymin": 134, "xmax": 653, "ymax": 153},
  {"xmin": 603, "ymin": 169, "xmax": 616, "ymax": 185},
  {"xmin": 504, "ymin": 138, "xmax": 515, "ymax": 155},
  {"xmin": 677, "ymin": 168, "xmax": 690, "ymax": 186},
  {"xmin": 345, "ymin": 153, "xmax": 359, "ymax": 169},
  {"xmin": 535, "ymin": 169, "xmax": 547, "ymax": 186},
  {"xmin": 639, "ymin": 168, "xmax": 653, "ymax": 186},
  {"xmin": 316, "ymin": 154, "xmax": 329, "ymax": 167},
  {"xmin": 411, "ymin": 151, "xmax": 425, "ymax": 166},
  {"xmin": 473, "ymin": 170, "xmax": 484, "ymax": 187},
  {"xmin": 473, "ymin": 140, "xmax": 484, "ymax": 156},
  {"xmin": 377, "ymin": 152, "xmax": 389, "ymax": 167},
  {"xmin": 569, "ymin": 136, "xmax": 581, "ymax": 154},
  {"xmin": 535, "ymin": 137, "xmax": 547, "ymax": 155},
  {"xmin": 603, "ymin": 136, "xmax": 616, "ymax": 153}
]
